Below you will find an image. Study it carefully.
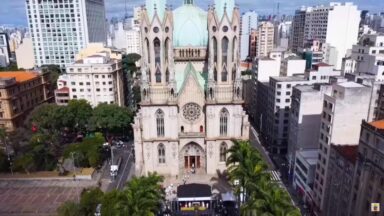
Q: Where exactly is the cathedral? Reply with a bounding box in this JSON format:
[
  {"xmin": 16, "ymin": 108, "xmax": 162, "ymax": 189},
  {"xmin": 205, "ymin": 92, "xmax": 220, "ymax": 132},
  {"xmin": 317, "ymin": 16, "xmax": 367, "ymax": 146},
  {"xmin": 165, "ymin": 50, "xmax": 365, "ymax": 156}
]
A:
[{"xmin": 132, "ymin": 0, "xmax": 250, "ymax": 177}]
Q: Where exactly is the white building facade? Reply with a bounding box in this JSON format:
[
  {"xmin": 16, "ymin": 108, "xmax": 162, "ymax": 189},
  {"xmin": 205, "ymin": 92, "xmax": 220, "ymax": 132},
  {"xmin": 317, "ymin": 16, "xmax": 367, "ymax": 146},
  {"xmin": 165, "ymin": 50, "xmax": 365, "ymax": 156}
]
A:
[
  {"xmin": 56, "ymin": 53, "xmax": 124, "ymax": 107},
  {"xmin": 26, "ymin": 0, "xmax": 107, "ymax": 68},
  {"xmin": 132, "ymin": 0, "xmax": 250, "ymax": 177}
]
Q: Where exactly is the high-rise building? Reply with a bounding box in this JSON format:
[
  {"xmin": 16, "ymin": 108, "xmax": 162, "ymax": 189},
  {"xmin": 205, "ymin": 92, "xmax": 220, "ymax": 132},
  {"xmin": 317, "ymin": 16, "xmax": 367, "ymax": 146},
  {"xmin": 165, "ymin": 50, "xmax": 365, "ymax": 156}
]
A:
[
  {"xmin": 351, "ymin": 120, "xmax": 384, "ymax": 216},
  {"xmin": 132, "ymin": 0, "xmax": 250, "ymax": 177},
  {"xmin": 0, "ymin": 33, "xmax": 11, "ymax": 67},
  {"xmin": 290, "ymin": 8, "xmax": 306, "ymax": 53},
  {"xmin": 0, "ymin": 71, "xmax": 54, "ymax": 131},
  {"xmin": 249, "ymin": 29, "xmax": 258, "ymax": 59},
  {"xmin": 240, "ymin": 11, "xmax": 258, "ymax": 60},
  {"xmin": 109, "ymin": 19, "xmax": 142, "ymax": 55},
  {"xmin": 312, "ymin": 82, "xmax": 372, "ymax": 213},
  {"xmin": 299, "ymin": 3, "xmax": 360, "ymax": 70},
  {"xmin": 257, "ymin": 21, "xmax": 274, "ymax": 57},
  {"xmin": 25, "ymin": 0, "xmax": 107, "ymax": 68}
]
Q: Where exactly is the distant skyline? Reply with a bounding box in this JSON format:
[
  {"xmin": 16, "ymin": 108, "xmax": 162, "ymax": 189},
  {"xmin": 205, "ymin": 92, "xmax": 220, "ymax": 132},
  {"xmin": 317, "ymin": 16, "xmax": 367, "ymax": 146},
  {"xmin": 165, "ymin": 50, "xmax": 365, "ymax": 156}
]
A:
[{"xmin": 1, "ymin": 0, "xmax": 384, "ymax": 27}]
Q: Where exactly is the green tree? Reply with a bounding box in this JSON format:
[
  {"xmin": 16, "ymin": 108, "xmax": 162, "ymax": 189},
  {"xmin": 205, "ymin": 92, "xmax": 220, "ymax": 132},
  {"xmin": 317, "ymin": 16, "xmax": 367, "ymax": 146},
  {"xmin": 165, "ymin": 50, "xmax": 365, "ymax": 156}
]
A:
[
  {"xmin": 41, "ymin": 64, "xmax": 61, "ymax": 88},
  {"xmin": 115, "ymin": 173, "xmax": 164, "ymax": 216},
  {"xmin": 122, "ymin": 53, "xmax": 141, "ymax": 75},
  {"xmin": 79, "ymin": 188, "xmax": 104, "ymax": 216},
  {"xmin": 66, "ymin": 100, "xmax": 93, "ymax": 132},
  {"xmin": 28, "ymin": 104, "xmax": 66, "ymax": 133},
  {"xmin": 88, "ymin": 104, "xmax": 133, "ymax": 136},
  {"xmin": 57, "ymin": 201, "xmax": 81, "ymax": 216},
  {"xmin": 0, "ymin": 150, "xmax": 8, "ymax": 172}
]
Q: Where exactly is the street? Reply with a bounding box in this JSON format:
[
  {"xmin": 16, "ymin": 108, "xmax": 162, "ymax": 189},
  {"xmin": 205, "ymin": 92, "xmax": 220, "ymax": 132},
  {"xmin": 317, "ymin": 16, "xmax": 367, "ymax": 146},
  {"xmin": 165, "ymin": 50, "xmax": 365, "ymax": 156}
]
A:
[{"xmin": 100, "ymin": 141, "xmax": 135, "ymax": 192}]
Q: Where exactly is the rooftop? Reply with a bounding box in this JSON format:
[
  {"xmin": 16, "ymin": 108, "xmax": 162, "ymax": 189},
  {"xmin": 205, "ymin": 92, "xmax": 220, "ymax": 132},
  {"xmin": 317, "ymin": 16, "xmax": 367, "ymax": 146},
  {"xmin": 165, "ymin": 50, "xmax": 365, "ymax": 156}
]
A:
[
  {"xmin": 294, "ymin": 85, "xmax": 318, "ymax": 92},
  {"xmin": 332, "ymin": 145, "xmax": 358, "ymax": 164},
  {"xmin": 0, "ymin": 71, "xmax": 39, "ymax": 83},
  {"xmin": 296, "ymin": 149, "xmax": 318, "ymax": 165},
  {"xmin": 369, "ymin": 120, "xmax": 384, "ymax": 129},
  {"xmin": 337, "ymin": 82, "xmax": 365, "ymax": 88},
  {"xmin": 271, "ymin": 75, "xmax": 307, "ymax": 82}
]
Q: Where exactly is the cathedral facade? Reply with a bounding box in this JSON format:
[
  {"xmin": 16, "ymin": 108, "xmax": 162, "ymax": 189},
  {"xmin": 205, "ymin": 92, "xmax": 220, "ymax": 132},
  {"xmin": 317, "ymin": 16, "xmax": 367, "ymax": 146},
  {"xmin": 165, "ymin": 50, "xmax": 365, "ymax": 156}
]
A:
[{"xmin": 132, "ymin": 0, "xmax": 250, "ymax": 177}]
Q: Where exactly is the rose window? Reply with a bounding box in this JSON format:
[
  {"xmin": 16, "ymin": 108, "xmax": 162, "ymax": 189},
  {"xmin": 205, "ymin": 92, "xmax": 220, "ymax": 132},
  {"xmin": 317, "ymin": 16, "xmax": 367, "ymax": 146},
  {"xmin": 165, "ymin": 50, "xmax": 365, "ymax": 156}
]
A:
[{"xmin": 183, "ymin": 103, "xmax": 201, "ymax": 121}]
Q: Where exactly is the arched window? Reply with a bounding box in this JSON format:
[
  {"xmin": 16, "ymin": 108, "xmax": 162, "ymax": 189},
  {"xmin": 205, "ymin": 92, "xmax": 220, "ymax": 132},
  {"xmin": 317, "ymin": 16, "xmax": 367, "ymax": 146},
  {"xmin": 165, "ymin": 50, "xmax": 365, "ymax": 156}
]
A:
[
  {"xmin": 165, "ymin": 68, "xmax": 170, "ymax": 83},
  {"xmin": 181, "ymin": 126, "xmax": 184, "ymax": 133},
  {"xmin": 156, "ymin": 109, "xmax": 164, "ymax": 137},
  {"xmin": 214, "ymin": 67, "xmax": 218, "ymax": 82},
  {"xmin": 145, "ymin": 38, "xmax": 150, "ymax": 63},
  {"xmin": 158, "ymin": 143, "xmax": 165, "ymax": 164},
  {"xmin": 155, "ymin": 68, "xmax": 161, "ymax": 83},
  {"xmin": 232, "ymin": 37, "xmax": 237, "ymax": 62},
  {"xmin": 213, "ymin": 37, "xmax": 218, "ymax": 64},
  {"xmin": 222, "ymin": 66, "xmax": 228, "ymax": 82},
  {"xmin": 220, "ymin": 142, "xmax": 227, "ymax": 162},
  {"xmin": 165, "ymin": 38, "xmax": 170, "ymax": 63},
  {"xmin": 232, "ymin": 66, "xmax": 236, "ymax": 81},
  {"xmin": 200, "ymin": 125, "xmax": 204, "ymax": 133},
  {"xmin": 220, "ymin": 108, "xmax": 229, "ymax": 136},
  {"xmin": 154, "ymin": 38, "xmax": 161, "ymax": 66},
  {"xmin": 222, "ymin": 37, "xmax": 229, "ymax": 66}
]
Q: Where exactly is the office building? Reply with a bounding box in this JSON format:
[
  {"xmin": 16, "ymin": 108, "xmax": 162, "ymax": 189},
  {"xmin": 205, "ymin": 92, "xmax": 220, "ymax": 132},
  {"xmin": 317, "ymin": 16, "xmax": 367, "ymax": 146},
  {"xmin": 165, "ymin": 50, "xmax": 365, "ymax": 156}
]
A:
[
  {"xmin": 313, "ymin": 82, "xmax": 372, "ymax": 213},
  {"xmin": 350, "ymin": 120, "xmax": 384, "ymax": 216},
  {"xmin": 26, "ymin": 0, "xmax": 107, "ymax": 68},
  {"xmin": 249, "ymin": 29, "xmax": 257, "ymax": 59},
  {"xmin": 257, "ymin": 22, "xmax": 274, "ymax": 57},
  {"xmin": 290, "ymin": 8, "xmax": 306, "ymax": 53},
  {"xmin": 0, "ymin": 71, "xmax": 54, "ymax": 131},
  {"xmin": 55, "ymin": 52, "xmax": 124, "ymax": 107},
  {"xmin": 109, "ymin": 19, "xmax": 142, "ymax": 55},
  {"xmin": 240, "ymin": 11, "xmax": 258, "ymax": 60}
]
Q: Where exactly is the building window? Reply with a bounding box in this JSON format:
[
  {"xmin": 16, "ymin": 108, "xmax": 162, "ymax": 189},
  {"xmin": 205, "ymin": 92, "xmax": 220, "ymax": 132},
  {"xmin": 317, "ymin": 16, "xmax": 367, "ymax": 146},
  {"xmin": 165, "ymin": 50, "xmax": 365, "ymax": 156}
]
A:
[
  {"xmin": 222, "ymin": 67, "xmax": 228, "ymax": 82},
  {"xmin": 158, "ymin": 143, "xmax": 165, "ymax": 164},
  {"xmin": 220, "ymin": 108, "xmax": 229, "ymax": 136},
  {"xmin": 154, "ymin": 38, "xmax": 161, "ymax": 67},
  {"xmin": 213, "ymin": 37, "xmax": 217, "ymax": 64},
  {"xmin": 222, "ymin": 37, "xmax": 229, "ymax": 66},
  {"xmin": 155, "ymin": 68, "xmax": 161, "ymax": 83},
  {"xmin": 156, "ymin": 109, "xmax": 165, "ymax": 137},
  {"xmin": 220, "ymin": 142, "xmax": 227, "ymax": 162}
]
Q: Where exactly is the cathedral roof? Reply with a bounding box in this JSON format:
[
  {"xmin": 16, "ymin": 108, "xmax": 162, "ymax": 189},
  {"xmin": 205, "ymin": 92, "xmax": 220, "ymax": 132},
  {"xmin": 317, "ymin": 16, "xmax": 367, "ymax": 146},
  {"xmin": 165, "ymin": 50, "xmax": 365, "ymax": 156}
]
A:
[
  {"xmin": 176, "ymin": 62, "xmax": 207, "ymax": 93},
  {"xmin": 173, "ymin": 2, "xmax": 208, "ymax": 47},
  {"xmin": 145, "ymin": 0, "xmax": 167, "ymax": 21},
  {"xmin": 214, "ymin": 0, "xmax": 235, "ymax": 20}
]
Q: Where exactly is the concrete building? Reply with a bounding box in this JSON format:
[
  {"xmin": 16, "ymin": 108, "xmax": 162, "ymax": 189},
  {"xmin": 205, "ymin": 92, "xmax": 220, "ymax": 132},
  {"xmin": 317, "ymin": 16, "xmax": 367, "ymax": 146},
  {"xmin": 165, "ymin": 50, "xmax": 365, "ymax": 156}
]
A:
[
  {"xmin": 26, "ymin": 0, "xmax": 107, "ymax": 68},
  {"xmin": 292, "ymin": 149, "xmax": 318, "ymax": 207},
  {"xmin": 266, "ymin": 76, "xmax": 312, "ymax": 154},
  {"xmin": 290, "ymin": 8, "xmax": 306, "ymax": 53},
  {"xmin": 276, "ymin": 21, "xmax": 292, "ymax": 50},
  {"xmin": 0, "ymin": 71, "xmax": 54, "ymax": 131},
  {"xmin": 350, "ymin": 120, "xmax": 384, "ymax": 216},
  {"xmin": 0, "ymin": 33, "xmax": 11, "ymax": 67},
  {"xmin": 304, "ymin": 63, "xmax": 341, "ymax": 82},
  {"xmin": 109, "ymin": 19, "xmax": 142, "ymax": 55},
  {"xmin": 280, "ymin": 56, "xmax": 306, "ymax": 77},
  {"xmin": 302, "ymin": 2, "xmax": 361, "ymax": 70},
  {"xmin": 323, "ymin": 145, "xmax": 357, "ymax": 216},
  {"xmin": 132, "ymin": 0, "xmax": 249, "ymax": 177},
  {"xmin": 288, "ymin": 84, "xmax": 332, "ymax": 165},
  {"xmin": 349, "ymin": 34, "xmax": 384, "ymax": 81},
  {"xmin": 257, "ymin": 22, "xmax": 274, "ymax": 57},
  {"xmin": 75, "ymin": 43, "xmax": 123, "ymax": 61},
  {"xmin": 312, "ymin": 82, "xmax": 372, "ymax": 213},
  {"xmin": 15, "ymin": 37, "xmax": 35, "ymax": 69},
  {"xmin": 55, "ymin": 52, "xmax": 124, "ymax": 107},
  {"xmin": 249, "ymin": 29, "xmax": 258, "ymax": 59},
  {"xmin": 240, "ymin": 11, "xmax": 258, "ymax": 60}
]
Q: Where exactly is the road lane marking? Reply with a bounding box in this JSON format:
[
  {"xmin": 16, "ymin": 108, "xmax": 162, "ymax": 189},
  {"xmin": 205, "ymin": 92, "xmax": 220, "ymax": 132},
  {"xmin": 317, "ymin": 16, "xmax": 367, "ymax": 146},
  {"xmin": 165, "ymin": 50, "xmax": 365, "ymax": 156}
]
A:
[{"xmin": 116, "ymin": 152, "xmax": 131, "ymax": 190}]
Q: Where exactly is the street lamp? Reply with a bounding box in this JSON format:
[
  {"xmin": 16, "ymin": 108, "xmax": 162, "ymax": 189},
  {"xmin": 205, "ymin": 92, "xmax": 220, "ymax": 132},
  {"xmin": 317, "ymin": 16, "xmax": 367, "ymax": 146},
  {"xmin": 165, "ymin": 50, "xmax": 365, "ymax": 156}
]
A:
[{"xmin": 71, "ymin": 152, "xmax": 80, "ymax": 202}]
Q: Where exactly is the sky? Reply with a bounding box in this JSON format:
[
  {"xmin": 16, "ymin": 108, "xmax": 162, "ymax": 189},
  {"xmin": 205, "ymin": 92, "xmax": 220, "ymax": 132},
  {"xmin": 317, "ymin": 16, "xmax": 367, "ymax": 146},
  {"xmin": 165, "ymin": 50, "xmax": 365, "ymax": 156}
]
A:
[{"xmin": 0, "ymin": 0, "xmax": 383, "ymax": 27}]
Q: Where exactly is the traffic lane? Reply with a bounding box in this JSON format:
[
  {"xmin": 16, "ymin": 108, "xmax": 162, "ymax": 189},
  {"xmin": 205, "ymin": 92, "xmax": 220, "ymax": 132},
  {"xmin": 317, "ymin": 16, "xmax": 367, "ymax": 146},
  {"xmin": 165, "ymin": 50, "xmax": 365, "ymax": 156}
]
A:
[
  {"xmin": 116, "ymin": 153, "xmax": 134, "ymax": 190},
  {"xmin": 106, "ymin": 149, "xmax": 132, "ymax": 192}
]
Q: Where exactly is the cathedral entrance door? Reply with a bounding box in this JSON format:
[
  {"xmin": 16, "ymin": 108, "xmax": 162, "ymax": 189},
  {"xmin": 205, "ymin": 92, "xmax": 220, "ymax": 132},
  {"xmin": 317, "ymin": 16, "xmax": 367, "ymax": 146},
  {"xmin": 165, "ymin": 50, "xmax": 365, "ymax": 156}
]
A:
[{"xmin": 180, "ymin": 143, "xmax": 205, "ymax": 174}]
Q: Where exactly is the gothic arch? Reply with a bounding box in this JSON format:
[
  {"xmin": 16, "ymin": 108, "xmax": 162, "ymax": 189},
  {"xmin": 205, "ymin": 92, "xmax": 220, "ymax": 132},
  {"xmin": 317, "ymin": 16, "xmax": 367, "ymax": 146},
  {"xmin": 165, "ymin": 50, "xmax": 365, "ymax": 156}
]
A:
[
  {"xmin": 222, "ymin": 36, "xmax": 229, "ymax": 67},
  {"xmin": 219, "ymin": 108, "xmax": 229, "ymax": 136}
]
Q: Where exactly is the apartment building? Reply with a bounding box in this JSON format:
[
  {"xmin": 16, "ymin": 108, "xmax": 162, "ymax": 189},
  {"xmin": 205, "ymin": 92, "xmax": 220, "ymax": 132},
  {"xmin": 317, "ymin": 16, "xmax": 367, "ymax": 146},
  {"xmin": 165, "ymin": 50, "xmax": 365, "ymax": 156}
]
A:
[
  {"xmin": 0, "ymin": 71, "xmax": 54, "ymax": 131},
  {"xmin": 313, "ymin": 82, "xmax": 372, "ymax": 213},
  {"xmin": 350, "ymin": 120, "xmax": 384, "ymax": 216},
  {"xmin": 15, "ymin": 37, "xmax": 35, "ymax": 69},
  {"xmin": 109, "ymin": 18, "xmax": 142, "ymax": 55},
  {"xmin": 26, "ymin": 0, "xmax": 107, "ymax": 68},
  {"xmin": 257, "ymin": 22, "xmax": 275, "ymax": 57},
  {"xmin": 288, "ymin": 84, "xmax": 332, "ymax": 164},
  {"xmin": 290, "ymin": 8, "xmax": 306, "ymax": 53},
  {"xmin": 0, "ymin": 33, "xmax": 11, "ymax": 67},
  {"xmin": 291, "ymin": 3, "xmax": 360, "ymax": 70},
  {"xmin": 56, "ymin": 52, "xmax": 124, "ymax": 107},
  {"xmin": 323, "ymin": 145, "xmax": 358, "ymax": 216}
]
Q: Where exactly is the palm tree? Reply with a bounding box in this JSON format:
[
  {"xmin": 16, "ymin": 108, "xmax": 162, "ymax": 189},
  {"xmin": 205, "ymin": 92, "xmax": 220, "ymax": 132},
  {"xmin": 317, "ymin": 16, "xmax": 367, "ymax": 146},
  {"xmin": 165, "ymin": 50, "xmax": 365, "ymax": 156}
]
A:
[{"xmin": 57, "ymin": 201, "xmax": 81, "ymax": 216}]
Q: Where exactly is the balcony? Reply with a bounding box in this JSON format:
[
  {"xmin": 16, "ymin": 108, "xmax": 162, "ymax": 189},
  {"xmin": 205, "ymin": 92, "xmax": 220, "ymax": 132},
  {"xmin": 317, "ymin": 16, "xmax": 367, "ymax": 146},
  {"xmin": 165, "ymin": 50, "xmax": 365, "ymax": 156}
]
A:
[{"xmin": 179, "ymin": 132, "xmax": 205, "ymax": 138}]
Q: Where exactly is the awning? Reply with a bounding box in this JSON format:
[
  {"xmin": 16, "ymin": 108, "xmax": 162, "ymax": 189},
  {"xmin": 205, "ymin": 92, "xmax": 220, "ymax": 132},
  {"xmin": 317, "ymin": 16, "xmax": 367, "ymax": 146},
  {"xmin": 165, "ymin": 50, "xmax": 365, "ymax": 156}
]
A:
[{"xmin": 177, "ymin": 184, "xmax": 212, "ymax": 201}]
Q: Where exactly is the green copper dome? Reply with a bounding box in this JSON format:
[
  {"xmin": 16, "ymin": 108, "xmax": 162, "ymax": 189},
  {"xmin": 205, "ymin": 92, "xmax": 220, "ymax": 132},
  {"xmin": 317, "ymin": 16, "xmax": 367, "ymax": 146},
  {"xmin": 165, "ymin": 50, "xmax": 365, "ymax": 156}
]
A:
[
  {"xmin": 173, "ymin": 2, "xmax": 208, "ymax": 47},
  {"xmin": 214, "ymin": 0, "xmax": 234, "ymax": 19},
  {"xmin": 146, "ymin": 0, "xmax": 167, "ymax": 21}
]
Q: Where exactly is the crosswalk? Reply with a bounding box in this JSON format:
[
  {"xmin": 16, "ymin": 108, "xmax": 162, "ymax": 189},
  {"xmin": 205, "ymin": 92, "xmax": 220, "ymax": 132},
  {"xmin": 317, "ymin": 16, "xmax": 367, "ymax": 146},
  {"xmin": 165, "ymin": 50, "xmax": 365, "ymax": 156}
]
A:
[{"xmin": 267, "ymin": 170, "xmax": 282, "ymax": 182}]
